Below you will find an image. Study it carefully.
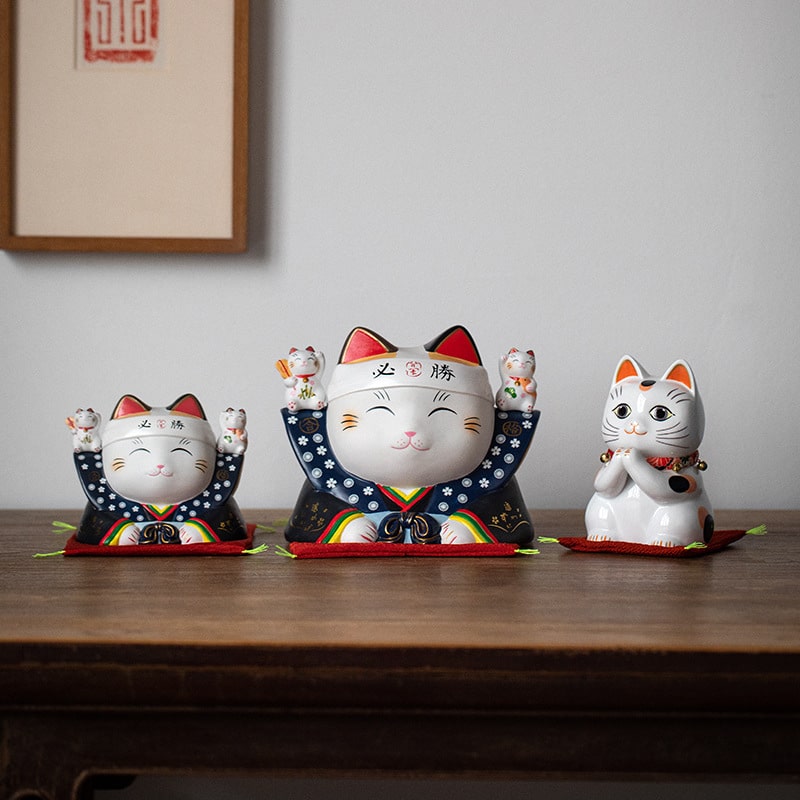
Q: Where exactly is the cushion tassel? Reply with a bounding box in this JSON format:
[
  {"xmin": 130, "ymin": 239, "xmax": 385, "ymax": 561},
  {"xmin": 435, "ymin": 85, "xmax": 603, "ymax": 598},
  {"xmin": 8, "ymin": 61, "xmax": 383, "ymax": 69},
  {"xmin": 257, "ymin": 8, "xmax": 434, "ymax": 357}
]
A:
[
  {"xmin": 52, "ymin": 521, "xmax": 77, "ymax": 533},
  {"xmin": 274, "ymin": 545, "xmax": 298, "ymax": 559},
  {"xmin": 241, "ymin": 544, "xmax": 269, "ymax": 555},
  {"xmin": 746, "ymin": 524, "xmax": 767, "ymax": 536},
  {"xmin": 33, "ymin": 550, "xmax": 66, "ymax": 558},
  {"xmin": 515, "ymin": 548, "xmax": 540, "ymax": 555}
]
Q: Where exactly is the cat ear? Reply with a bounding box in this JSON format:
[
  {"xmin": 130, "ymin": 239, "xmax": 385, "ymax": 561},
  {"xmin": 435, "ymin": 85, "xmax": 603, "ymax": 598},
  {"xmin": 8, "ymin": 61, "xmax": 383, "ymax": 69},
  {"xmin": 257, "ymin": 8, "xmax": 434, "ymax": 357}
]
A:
[
  {"xmin": 111, "ymin": 395, "xmax": 151, "ymax": 419},
  {"xmin": 339, "ymin": 327, "xmax": 398, "ymax": 363},
  {"xmin": 613, "ymin": 356, "xmax": 646, "ymax": 384},
  {"xmin": 425, "ymin": 326, "xmax": 482, "ymax": 366},
  {"xmin": 661, "ymin": 360, "xmax": 697, "ymax": 394},
  {"xmin": 168, "ymin": 393, "xmax": 207, "ymax": 420}
]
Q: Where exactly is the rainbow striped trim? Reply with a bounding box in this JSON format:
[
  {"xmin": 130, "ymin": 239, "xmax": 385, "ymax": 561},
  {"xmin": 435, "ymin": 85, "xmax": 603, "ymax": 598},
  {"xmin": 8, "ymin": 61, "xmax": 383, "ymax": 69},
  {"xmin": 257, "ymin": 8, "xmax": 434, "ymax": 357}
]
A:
[
  {"xmin": 144, "ymin": 504, "xmax": 179, "ymax": 521},
  {"xmin": 101, "ymin": 519, "xmax": 137, "ymax": 546},
  {"xmin": 318, "ymin": 509, "xmax": 365, "ymax": 543},
  {"xmin": 448, "ymin": 510, "xmax": 497, "ymax": 543},
  {"xmin": 182, "ymin": 519, "xmax": 220, "ymax": 543},
  {"xmin": 378, "ymin": 485, "xmax": 432, "ymax": 511}
]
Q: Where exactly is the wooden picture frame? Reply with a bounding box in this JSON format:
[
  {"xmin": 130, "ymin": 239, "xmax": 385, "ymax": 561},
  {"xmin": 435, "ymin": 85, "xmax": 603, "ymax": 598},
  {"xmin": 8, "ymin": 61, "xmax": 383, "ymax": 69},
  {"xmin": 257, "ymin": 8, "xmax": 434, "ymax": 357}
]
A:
[{"xmin": 0, "ymin": 0, "xmax": 248, "ymax": 253}]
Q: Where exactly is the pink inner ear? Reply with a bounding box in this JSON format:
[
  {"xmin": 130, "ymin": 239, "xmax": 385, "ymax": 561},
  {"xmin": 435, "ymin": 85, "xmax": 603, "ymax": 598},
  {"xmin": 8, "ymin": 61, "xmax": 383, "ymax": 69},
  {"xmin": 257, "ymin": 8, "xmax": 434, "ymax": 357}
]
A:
[
  {"xmin": 340, "ymin": 328, "xmax": 393, "ymax": 363},
  {"xmin": 170, "ymin": 394, "xmax": 206, "ymax": 419},
  {"xmin": 431, "ymin": 327, "xmax": 481, "ymax": 365},
  {"xmin": 112, "ymin": 395, "xmax": 150, "ymax": 419}
]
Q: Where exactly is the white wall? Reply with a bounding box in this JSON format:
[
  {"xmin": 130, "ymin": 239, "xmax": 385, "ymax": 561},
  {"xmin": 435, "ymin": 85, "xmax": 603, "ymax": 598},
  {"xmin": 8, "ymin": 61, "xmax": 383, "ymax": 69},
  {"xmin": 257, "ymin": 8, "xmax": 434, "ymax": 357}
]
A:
[{"xmin": 2, "ymin": 0, "xmax": 798, "ymax": 512}]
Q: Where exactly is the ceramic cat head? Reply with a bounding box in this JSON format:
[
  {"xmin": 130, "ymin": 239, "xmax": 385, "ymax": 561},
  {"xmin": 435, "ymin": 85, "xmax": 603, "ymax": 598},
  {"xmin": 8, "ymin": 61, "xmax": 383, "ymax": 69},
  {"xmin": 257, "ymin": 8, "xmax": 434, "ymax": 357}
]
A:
[
  {"xmin": 326, "ymin": 326, "xmax": 494, "ymax": 489},
  {"xmin": 601, "ymin": 355, "xmax": 704, "ymax": 459},
  {"xmin": 101, "ymin": 394, "xmax": 217, "ymax": 506}
]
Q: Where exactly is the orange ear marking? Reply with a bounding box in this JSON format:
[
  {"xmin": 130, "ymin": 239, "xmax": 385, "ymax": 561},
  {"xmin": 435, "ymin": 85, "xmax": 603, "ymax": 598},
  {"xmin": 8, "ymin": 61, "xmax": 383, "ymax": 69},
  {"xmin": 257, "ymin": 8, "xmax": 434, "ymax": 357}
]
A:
[
  {"xmin": 615, "ymin": 358, "xmax": 641, "ymax": 383},
  {"xmin": 665, "ymin": 363, "xmax": 693, "ymax": 389}
]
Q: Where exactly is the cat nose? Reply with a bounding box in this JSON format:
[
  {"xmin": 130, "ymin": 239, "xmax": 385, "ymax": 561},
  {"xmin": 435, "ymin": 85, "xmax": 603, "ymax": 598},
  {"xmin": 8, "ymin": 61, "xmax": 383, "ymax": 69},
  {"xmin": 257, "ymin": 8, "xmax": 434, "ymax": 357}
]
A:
[
  {"xmin": 156, "ymin": 464, "xmax": 165, "ymax": 470},
  {"xmin": 405, "ymin": 431, "xmax": 416, "ymax": 439}
]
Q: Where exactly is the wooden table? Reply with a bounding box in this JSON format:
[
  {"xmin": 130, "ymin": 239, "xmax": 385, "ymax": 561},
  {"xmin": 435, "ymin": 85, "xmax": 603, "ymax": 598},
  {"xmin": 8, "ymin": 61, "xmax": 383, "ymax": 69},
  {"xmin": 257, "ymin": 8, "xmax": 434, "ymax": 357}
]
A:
[{"xmin": 1, "ymin": 509, "xmax": 798, "ymax": 799}]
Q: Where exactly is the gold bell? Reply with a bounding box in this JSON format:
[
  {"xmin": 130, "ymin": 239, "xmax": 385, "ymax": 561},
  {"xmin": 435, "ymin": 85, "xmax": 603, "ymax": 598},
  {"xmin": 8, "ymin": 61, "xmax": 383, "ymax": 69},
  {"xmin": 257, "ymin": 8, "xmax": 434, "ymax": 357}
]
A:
[
  {"xmin": 697, "ymin": 460, "xmax": 708, "ymax": 471},
  {"xmin": 600, "ymin": 452, "xmax": 611, "ymax": 463}
]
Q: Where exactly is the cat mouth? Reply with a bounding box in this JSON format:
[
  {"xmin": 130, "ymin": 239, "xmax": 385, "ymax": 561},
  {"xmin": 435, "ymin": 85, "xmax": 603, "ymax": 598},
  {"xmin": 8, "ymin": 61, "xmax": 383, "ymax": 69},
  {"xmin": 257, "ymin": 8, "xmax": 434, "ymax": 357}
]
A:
[
  {"xmin": 624, "ymin": 425, "xmax": 647, "ymax": 436},
  {"xmin": 391, "ymin": 442, "xmax": 430, "ymax": 452},
  {"xmin": 147, "ymin": 468, "xmax": 174, "ymax": 477}
]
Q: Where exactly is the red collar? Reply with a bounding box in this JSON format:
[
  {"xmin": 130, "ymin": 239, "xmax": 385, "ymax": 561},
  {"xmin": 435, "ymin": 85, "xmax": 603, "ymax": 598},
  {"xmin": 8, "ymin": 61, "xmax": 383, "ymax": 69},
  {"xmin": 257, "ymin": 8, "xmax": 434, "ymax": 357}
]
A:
[{"xmin": 605, "ymin": 449, "xmax": 700, "ymax": 472}]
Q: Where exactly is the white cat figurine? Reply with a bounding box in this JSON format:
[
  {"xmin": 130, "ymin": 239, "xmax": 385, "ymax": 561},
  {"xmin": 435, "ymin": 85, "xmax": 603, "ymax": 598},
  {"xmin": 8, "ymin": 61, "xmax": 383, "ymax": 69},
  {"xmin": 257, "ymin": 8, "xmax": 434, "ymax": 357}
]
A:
[
  {"xmin": 66, "ymin": 408, "xmax": 102, "ymax": 452},
  {"xmin": 217, "ymin": 407, "xmax": 248, "ymax": 454},
  {"xmin": 585, "ymin": 356, "xmax": 713, "ymax": 548},
  {"xmin": 71, "ymin": 394, "xmax": 248, "ymax": 547},
  {"xmin": 281, "ymin": 326, "xmax": 539, "ymax": 547},
  {"xmin": 278, "ymin": 347, "xmax": 327, "ymax": 411},
  {"xmin": 495, "ymin": 348, "xmax": 537, "ymax": 413}
]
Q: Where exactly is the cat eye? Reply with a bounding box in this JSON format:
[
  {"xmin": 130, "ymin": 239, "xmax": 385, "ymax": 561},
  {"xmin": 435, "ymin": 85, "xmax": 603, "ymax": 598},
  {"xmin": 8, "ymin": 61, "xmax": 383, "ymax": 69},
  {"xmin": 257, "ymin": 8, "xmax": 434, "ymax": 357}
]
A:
[
  {"xmin": 612, "ymin": 404, "xmax": 631, "ymax": 419},
  {"xmin": 171, "ymin": 447, "xmax": 193, "ymax": 455},
  {"xmin": 428, "ymin": 407, "xmax": 457, "ymax": 416},
  {"xmin": 649, "ymin": 405, "xmax": 673, "ymax": 421},
  {"xmin": 367, "ymin": 405, "xmax": 395, "ymax": 415},
  {"xmin": 130, "ymin": 447, "xmax": 151, "ymax": 454}
]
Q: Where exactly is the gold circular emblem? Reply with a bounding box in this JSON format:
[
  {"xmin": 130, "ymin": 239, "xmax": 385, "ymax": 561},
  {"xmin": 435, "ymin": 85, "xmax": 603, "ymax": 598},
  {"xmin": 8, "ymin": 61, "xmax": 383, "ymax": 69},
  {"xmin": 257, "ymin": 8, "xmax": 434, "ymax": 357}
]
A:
[
  {"xmin": 299, "ymin": 418, "xmax": 320, "ymax": 434},
  {"xmin": 502, "ymin": 420, "xmax": 523, "ymax": 437}
]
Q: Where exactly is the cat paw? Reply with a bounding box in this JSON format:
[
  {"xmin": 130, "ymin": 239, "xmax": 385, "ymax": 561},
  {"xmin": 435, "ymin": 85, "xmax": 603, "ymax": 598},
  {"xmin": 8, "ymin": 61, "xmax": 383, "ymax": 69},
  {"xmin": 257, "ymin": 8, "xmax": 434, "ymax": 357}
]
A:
[
  {"xmin": 440, "ymin": 519, "xmax": 476, "ymax": 545},
  {"xmin": 586, "ymin": 532, "xmax": 612, "ymax": 542},
  {"xmin": 179, "ymin": 527, "xmax": 206, "ymax": 545},
  {"xmin": 649, "ymin": 538, "xmax": 679, "ymax": 548},
  {"xmin": 117, "ymin": 527, "xmax": 141, "ymax": 546},
  {"xmin": 339, "ymin": 516, "xmax": 378, "ymax": 543}
]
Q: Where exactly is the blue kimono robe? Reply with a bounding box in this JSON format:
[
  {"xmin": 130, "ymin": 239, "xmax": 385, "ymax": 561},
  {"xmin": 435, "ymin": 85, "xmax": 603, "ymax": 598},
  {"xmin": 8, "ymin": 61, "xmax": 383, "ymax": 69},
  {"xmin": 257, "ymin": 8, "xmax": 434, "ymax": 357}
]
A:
[
  {"xmin": 282, "ymin": 408, "xmax": 539, "ymax": 545},
  {"xmin": 72, "ymin": 450, "xmax": 247, "ymax": 545}
]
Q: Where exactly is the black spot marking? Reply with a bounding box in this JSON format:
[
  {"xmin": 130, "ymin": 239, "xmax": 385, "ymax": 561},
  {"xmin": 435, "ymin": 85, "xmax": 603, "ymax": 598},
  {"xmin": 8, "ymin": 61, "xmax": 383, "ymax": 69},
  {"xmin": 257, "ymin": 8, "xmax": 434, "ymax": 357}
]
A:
[
  {"xmin": 641, "ymin": 380, "xmax": 656, "ymax": 387},
  {"xmin": 703, "ymin": 514, "xmax": 715, "ymax": 543},
  {"xmin": 669, "ymin": 475, "xmax": 691, "ymax": 493}
]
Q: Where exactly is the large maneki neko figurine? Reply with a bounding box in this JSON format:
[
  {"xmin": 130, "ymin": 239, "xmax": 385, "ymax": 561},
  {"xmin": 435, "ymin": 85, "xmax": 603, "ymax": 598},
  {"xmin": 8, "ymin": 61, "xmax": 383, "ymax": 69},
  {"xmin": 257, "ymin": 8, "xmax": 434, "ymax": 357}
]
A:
[
  {"xmin": 65, "ymin": 393, "xmax": 252, "ymax": 554},
  {"xmin": 277, "ymin": 326, "xmax": 540, "ymax": 556}
]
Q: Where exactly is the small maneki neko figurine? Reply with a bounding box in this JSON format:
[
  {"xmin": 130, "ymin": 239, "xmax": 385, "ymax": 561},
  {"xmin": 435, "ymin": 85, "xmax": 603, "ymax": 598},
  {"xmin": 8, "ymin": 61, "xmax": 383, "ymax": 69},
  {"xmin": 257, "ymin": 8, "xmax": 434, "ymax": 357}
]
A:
[
  {"xmin": 66, "ymin": 394, "xmax": 250, "ymax": 549},
  {"xmin": 584, "ymin": 356, "xmax": 713, "ymax": 549},
  {"xmin": 278, "ymin": 325, "xmax": 540, "ymax": 551}
]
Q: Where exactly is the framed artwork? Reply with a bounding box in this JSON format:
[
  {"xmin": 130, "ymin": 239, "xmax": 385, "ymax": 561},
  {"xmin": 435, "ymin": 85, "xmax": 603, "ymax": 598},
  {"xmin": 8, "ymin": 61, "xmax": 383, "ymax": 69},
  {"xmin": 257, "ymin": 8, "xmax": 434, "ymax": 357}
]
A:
[{"xmin": 0, "ymin": 0, "xmax": 249, "ymax": 253}]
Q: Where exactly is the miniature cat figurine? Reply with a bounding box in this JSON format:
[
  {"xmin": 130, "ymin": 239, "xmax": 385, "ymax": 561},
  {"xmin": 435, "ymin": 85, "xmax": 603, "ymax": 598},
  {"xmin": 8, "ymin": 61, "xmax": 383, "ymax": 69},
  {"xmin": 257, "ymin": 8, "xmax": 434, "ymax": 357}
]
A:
[
  {"xmin": 71, "ymin": 394, "xmax": 248, "ymax": 546},
  {"xmin": 281, "ymin": 326, "xmax": 539, "ymax": 546},
  {"xmin": 585, "ymin": 356, "xmax": 713, "ymax": 548},
  {"xmin": 495, "ymin": 348, "xmax": 537, "ymax": 413},
  {"xmin": 217, "ymin": 407, "xmax": 248, "ymax": 454},
  {"xmin": 278, "ymin": 347, "xmax": 327, "ymax": 411},
  {"xmin": 66, "ymin": 408, "xmax": 102, "ymax": 452}
]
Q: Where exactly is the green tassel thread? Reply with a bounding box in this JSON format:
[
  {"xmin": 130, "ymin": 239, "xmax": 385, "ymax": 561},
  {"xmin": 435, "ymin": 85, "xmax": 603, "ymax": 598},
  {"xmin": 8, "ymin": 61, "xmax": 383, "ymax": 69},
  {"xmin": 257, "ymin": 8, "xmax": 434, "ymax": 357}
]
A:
[
  {"xmin": 537, "ymin": 536, "xmax": 560, "ymax": 544},
  {"xmin": 274, "ymin": 545, "xmax": 297, "ymax": 559},
  {"xmin": 684, "ymin": 541, "xmax": 708, "ymax": 550},
  {"xmin": 515, "ymin": 548, "xmax": 540, "ymax": 556},
  {"xmin": 242, "ymin": 544, "xmax": 269, "ymax": 555},
  {"xmin": 746, "ymin": 525, "xmax": 767, "ymax": 536},
  {"xmin": 52, "ymin": 521, "xmax": 77, "ymax": 533},
  {"xmin": 33, "ymin": 550, "xmax": 66, "ymax": 558}
]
